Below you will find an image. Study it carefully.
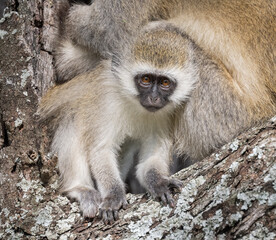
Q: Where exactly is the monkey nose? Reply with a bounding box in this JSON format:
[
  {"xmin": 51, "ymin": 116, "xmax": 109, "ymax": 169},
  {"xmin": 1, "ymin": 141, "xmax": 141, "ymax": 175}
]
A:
[
  {"xmin": 149, "ymin": 96, "xmax": 160, "ymax": 104},
  {"xmin": 142, "ymin": 96, "xmax": 163, "ymax": 112},
  {"xmin": 148, "ymin": 96, "xmax": 162, "ymax": 107},
  {"xmin": 150, "ymin": 96, "xmax": 159, "ymax": 103}
]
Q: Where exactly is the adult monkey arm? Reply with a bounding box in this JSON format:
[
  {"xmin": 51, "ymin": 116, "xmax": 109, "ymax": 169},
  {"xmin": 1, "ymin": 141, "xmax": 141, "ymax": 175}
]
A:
[{"xmin": 65, "ymin": 0, "xmax": 179, "ymax": 58}]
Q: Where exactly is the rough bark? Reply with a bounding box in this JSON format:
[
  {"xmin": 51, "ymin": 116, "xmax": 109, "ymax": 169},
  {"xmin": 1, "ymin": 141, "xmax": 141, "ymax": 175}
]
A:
[{"xmin": 0, "ymin": 1, "xmax": 275, "ymax": 239}]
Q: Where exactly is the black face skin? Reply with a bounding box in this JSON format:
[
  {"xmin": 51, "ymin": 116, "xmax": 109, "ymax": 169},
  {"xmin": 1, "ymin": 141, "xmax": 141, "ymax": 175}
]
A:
[{"xmin": 134, "ymin": 73, "xmax": 177, "ymax": 112}]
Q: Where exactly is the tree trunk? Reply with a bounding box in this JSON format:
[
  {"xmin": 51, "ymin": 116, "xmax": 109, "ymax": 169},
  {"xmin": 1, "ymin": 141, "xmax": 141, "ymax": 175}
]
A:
[{"xmin": 0, "ymin": 1, "xmax": 275, "ymax": 239}]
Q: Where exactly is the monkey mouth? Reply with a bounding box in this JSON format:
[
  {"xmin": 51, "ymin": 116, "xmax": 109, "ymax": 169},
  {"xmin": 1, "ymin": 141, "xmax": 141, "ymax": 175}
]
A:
[{"xmin": 143, "ymin": 105, "xmax": 163, "ymax": 112}]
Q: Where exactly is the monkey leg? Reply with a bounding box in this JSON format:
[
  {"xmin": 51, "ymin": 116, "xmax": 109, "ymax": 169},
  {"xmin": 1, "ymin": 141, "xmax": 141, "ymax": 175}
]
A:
[
  {"xmin": 53, "ymin": 121, "xmax": 101, "ymax": 218},
  {"xmin": 89, "ymin": 149, "xmax": 128, "ymax": 224}
]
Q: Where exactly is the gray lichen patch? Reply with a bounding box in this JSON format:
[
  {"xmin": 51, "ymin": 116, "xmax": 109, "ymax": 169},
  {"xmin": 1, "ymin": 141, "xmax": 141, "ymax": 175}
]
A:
[
  {"xmin": 9, "ymin": 195, "xmax": 81, "ymax": 239},
  {"xmin": 0, "ymin": 11, "xmax": 19, "ymax": 24},
  {"xmin": 264, "ymin": 163, "xmax": 276, "ymax": 191},
  {"xmin": 240, "ymin": 223, "xmax": 276, "ymax": 240},
  {"xmin": 229, "ymin": 139, "xmax": 240, "ymax": 152},
  {"xmin": 237, "ymin": 187, "xmax": 271, "ymax": 210},
  {"xmin": 16, "ymin": 174, "xmax": 46, "ymax": 202},
  {"xmin": 122, "ymin": 175, "xmax": 206, "ymax": 239},
  {"xmin": 0, "ymin": 29, "xmax": 8, "ymax": 39},
  {"xmin": 20, "ymin": 68, "xmax": 31, "ymax": 88},
  {"xmin": 229, "ymin": 212, "xmax": 243, "ymax": 224},
  {"xmin": 248, "ymin": 145, "xmax": 265, "ymax": 159}
]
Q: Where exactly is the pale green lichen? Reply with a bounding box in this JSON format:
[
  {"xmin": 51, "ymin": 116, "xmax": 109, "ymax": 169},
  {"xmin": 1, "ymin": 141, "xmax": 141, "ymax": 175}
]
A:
[
  {"xmin": 229, "ymin": 212, "xmax": 243, "ymax": 224},
  {"xmin": 128, "ymin": 214, "xmax": 153, "ymax": 238},
  {"xmin": 201, "ymin": 210, "xmax": 224, "ymax": 239},
  {"xmin": 5, "ymin": 77, "xmax": 13, "ymax": 85},
  {"xmin": 56, "ymin": 214, "xmax": 75, "ymax": 234},
  {"xmin": 54, "ymin": 195, "xmax": 70, "ymax": 206},
  {"xmin": 0, "ymin": 11, "xmax": 19, "ymax": 24},
  {"xmin": 124, "ymin": 175, "xmax": 206, "ymax": 239},
  {"xmin": 45, "ymin": 230, "xmax": 58, "ymax": 240},
  {"xmin": 229, "ymin": 139, "xmax": 240, "ymax": 152},
  {"xmin": 14, "ymin": 118, "xmax": 23, "ymax": 128},
  {"xmin": 35, "ymin": 205, "xmax": 53, "ymax": 228},
  {"xmin": 1, "ymin": 208, "xmax": 10, "ymax": 217},
  {"xmin": 11, "ymin": 29, "xmax": 17, "ymax": 34},
  {"xmin": 212, "ymin": 174, "xmax": 231, "ymax": 206},
  {"xmin": 237, "ymin": 188, "xmax": 270, "ymax": 210},
  {"xmin": 16, "ymin": 176, "xmax": 46, "ymax": 201},
  {"xmin": 264, "ymin": 164, "xmax": 276, "ymax": 191},
  {"xmin": 229, "ymin": 161, "xmax": 240, "ymax": 172},
  {"xmin": 50, "ymin": 179, "xmax": 59, "ymax": 190},
  {"xmin": 0, "ymin": 29, "xmax": 8, "ymax": 39},
  {"xmin": 215, "ymin": 153, "xmax": 222, "ymax": 161},
  {"xmin": 165, "ymin": 229, "xmax": 192, "ymax": 240},
  {"xmin": 102, "ymin": 234, "xmax": 113, "ymax": 240},
  {"xmin": 267, "ymin": 194, "xmax": 276, "ymax": 206},
  {"xmin": 248, "ymin": 145, "xmax": 265, "ymax": 159},
  {"xmin": 20, "ymin": 69, "xmax": 31, "ymax": 87},
  {"xmin": 241, "ymin": 223, "xmax": 276, "ymax": 240},
  {"xmin": 9, "ymin": 213, "xmax": 21, "ymax": 222},
  {"xmin": 217, "ymin": 234, "xmax": 226, "ymax": 240},
  {"xmin": 16, "ymin": 176, "xmax": 33, "ymax": 192}
]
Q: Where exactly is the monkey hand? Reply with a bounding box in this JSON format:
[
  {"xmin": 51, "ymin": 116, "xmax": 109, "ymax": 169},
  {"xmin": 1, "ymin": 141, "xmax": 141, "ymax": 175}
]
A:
[
  {"xmin": 99, "ymin": 187, "xmax": 128, "ymax": 225},
  {"xmin": 79, "ymin": 189, "xmax": 102, "ymax": 219},
  {"xmin": 145, "ymin": 169, "xmax": 183, "ymax": 208},
  {"xmin": 67, "ymin": 1, "xmax": 136, "ymax": 58}
]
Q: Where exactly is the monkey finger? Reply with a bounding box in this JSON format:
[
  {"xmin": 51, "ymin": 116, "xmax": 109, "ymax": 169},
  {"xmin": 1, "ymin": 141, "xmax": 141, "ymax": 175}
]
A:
[
  {"xmin": 100, "ymin": 209, "xmax": 111, "ymax": 225},
  {"xmin": 168, "ymin": 179, "xmax": 183, "ymax": 192},
  {"xmin": 122, "ymin": 199, "xmax": 128, "ymax": 210},
  {"xmin": 99, "ymin": 209, "xmax": 103, "ymax": 219},
  {"xmin": 101, "ymin": 210, "xmax": 109, "ymax": 225},
  {"xmin": 113, "ymin": 210, "xmax": 119, "ymax": 221},
  {"xmin": 161, "ymin": 192, "xmax": 175, "ymax": 208},
  {"xmin": 82, "ymin": 208, "xmax": 98, "ymax": 219},
  {"xmin": 107, "ymin": 209, "xmax": 115, "ymax": 225}
]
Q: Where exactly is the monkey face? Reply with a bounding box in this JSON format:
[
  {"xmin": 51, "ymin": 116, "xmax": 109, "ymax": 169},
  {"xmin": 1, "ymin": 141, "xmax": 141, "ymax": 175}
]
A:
[{"xmin": 134, "ymin": 73, "xmax": 177, "ymax": 112}]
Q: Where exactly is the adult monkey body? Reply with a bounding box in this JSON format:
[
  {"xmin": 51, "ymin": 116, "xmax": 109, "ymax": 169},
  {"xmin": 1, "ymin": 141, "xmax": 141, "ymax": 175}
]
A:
[{"xmin": 42, "ymin": 0, "xmax": 276, "ymax": 223}]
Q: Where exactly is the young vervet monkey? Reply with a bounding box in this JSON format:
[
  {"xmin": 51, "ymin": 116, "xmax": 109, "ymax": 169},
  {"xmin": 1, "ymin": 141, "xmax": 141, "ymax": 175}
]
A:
[
  {"xmin": 40, "ymin": 21, "xmax": 242, "ymax": 223},
  {"xmin": 56, "ymin": 0, "xmax": 276, "ymax": 159}
]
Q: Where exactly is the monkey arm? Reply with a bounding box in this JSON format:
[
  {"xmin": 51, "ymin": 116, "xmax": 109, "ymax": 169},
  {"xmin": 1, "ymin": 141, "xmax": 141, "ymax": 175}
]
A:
[
  {"xmin": 65, "ymin": 0, "xmax": 180, "ymax": 58},
  {"xmin": 89, "ymin": 145, "xmax": 128, "ymax": 224}
]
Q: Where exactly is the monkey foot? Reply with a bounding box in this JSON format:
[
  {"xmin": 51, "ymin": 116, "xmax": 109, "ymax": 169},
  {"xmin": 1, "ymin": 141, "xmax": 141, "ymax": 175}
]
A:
[
  {"xmin": 145, "ymin": 169, "xmax": 183, "ymax": 208},
  {"xmin": 79, "ymin": 189, "xmax": 102, "ymax": 219},
  {"xmin": 99, "ymin": 187, "xmax": 128, "ymax": 225}
]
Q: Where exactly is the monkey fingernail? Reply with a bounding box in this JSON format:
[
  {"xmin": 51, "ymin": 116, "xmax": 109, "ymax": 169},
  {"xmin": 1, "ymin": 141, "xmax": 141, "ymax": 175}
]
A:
[
  {"xmin": 159, "ymin": 192, "xmax": 174, "ymax": 208},
  {"xmin": 113, "ymin": 210, "xmax": 119, "ymax": 220},
  {"xmin": 122, "ymin": 200, "xmax": 128, "ymax": 210}
]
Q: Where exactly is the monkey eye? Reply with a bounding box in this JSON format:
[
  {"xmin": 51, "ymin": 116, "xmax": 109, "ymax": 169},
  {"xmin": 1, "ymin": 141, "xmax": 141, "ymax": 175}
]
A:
[
  {"xmin": 142, "ymin": 76, "xmax": 151, "ymax": 83},
  {"xmin": 139, "ymin": 75, "xmax": 152, "ymax": 87},
  {"xmin": 160, "ymin": 78, "xmax": 171, "ymax": 88}
]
